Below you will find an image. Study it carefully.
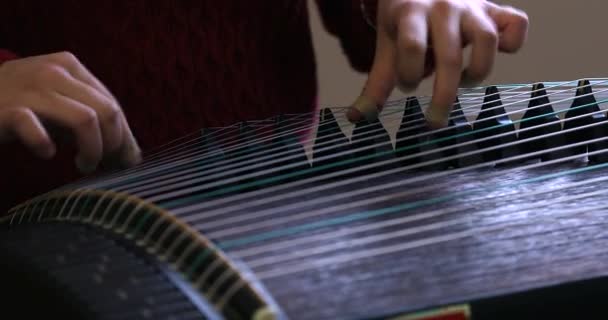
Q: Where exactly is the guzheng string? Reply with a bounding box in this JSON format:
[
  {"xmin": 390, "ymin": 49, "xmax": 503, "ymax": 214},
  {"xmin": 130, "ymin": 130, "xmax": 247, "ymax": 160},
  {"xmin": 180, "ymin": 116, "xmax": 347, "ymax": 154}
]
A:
[
  {"xmin": 73, "ymin": 78, "xmax": 600, "ymax": 199},
  {"xmin": 32, "ymin": 79, "xmax": 608, "ymax": 225},
  {"xmin": 158, "ymin": 86, "xmax": 608, "ymax": 226},
  {"xmin": 195, "ymin": 139, "xmax": 608, "ymax": 238},
  {"xmin": 251, "ymin": 206, "xmax": 608, "ymax": 280},
  {"xmin": 72, "ymin": 87, "xmax": 600, "ymax": 224},
  {"xmin": 184, "ymin": 91, "xmax": 608, "ymax": 224},
  {"xmin": 125, "ymin": 81, "xmax": 540, "ymax": 173},
  {"xmin": 62, "ymin": 78, "xmax": 580, "ymax": 200},
  {"xmin": 68, "ymin": 78, "xmax": 561, "ymax": 189},
  {"xmin": 228, "ymin": 172, "xmax": 608, "ymax": 259},
  {"xmin": 112, "ymin": 78, "xmax": 603, "ymax": 185},
  {"xmin": 208, "ymin": 147, "xmax": 608, "ymax": 243},
  {"xmin": 138, "ymin": 84, "xmax": 608, "ymax": 209},
  {"xmin": 248, "ymin": 200, "xmax": 608, "ymax": 272},
  {"xmin": 48, "ymin": 80, "xmax": 608, "ymax": 238},
  {"xmin": 219, "ymin": 140, "xmax": 608, "ymax": 245},
  {"xmin": 65, "ymin": 112, "xmax": 317, "ymax": 190},
  {"xmin": 137, "ymin": 80, "xmax": 600, "ymax": 189},
  {"xmin": 12, "ymin": 79, "xmax": 608, "ymax": 317},
  {"xmin": 23, "ymin": 83, "xmax": 602, "ymax": 248}
]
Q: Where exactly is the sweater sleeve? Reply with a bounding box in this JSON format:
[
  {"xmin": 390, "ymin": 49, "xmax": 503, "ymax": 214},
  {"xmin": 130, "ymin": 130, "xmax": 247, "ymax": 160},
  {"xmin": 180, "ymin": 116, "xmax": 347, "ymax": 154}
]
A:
[
  {"xmin": 0, "ymin": 48, "xmax": 18, "ymax": 63},
  {"xmin": 314, "ymin": 0, "xmax": 378, "ymax": 73}
]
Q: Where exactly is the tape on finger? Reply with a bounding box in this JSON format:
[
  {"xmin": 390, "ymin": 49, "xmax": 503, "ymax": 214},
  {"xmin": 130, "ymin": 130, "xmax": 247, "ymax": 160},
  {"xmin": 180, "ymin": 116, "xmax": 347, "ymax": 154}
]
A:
[{"xmin": 349, "ymin": 95, "xmax": 382, "ymax": 123}]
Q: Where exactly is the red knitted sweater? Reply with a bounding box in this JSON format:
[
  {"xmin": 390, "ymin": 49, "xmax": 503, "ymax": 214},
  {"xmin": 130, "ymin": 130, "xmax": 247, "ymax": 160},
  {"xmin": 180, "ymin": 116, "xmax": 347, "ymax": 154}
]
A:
[{"xmin": 0, "ymin": 1, "xmax": 377, "ymax": 212}]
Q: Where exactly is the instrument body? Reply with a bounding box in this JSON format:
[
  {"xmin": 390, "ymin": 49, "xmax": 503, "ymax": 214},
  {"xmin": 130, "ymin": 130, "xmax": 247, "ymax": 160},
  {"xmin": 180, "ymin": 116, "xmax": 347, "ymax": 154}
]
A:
[{"xmin": 3, "ymin": 79, "xmax": 608, "ymax": 320}]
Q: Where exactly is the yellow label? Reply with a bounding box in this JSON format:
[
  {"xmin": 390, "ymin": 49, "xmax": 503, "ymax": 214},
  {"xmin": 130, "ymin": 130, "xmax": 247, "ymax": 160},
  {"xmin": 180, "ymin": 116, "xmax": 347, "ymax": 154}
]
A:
[{"xmin": 388, "ymin": 305, "xmax": 471, "ymax": 320}]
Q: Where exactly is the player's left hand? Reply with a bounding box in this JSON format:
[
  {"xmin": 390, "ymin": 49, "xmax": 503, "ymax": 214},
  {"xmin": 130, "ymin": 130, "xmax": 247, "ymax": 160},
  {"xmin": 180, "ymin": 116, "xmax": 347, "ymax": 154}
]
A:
[{"xmin": 347, "ymin": 0, "xmax": 529, "ymax": 128}]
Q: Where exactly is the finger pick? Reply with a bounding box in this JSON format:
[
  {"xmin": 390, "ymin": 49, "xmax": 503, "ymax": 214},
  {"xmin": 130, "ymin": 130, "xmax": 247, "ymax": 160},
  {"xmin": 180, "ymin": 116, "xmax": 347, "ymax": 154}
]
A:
[{"xmin": 347, "ymin": 95, "xmax": 382, "ymax": 123}]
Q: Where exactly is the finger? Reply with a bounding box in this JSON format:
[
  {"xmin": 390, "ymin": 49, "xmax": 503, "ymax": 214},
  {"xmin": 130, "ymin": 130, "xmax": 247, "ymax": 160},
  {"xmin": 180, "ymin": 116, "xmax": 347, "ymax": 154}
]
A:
[
  {"xmin": 460, "ymin": 10, "xmax": 499, "ymax": 87},
  {"xmin": 0, "ymin": 107, "xmax": 56, "ymax": 159},
  {"xmin": 485, "ymin": 3, "xmax": 529, "ymax": 53},
  {"xmin": 40, "ymin": 65, "xmax": 124, "ymax": 155},
  {"xmin": 47, "ymin": 51, "xmax": 115, "ymax": 99},
  {"xmin": 103, "ymin": 116, "xmax": 142, "ymax": 169},
  {"xmin": 427, "ymin": 2, "xmax": 464, "ymax": 129},
  {"xmin": 29, "ymin": 92, "xmax": 103, "ymax": 173},
  {"xmin": 394, "ymin": 2, "xmax": 429, "ymax": 91},
  {"xmin": 50, "ymin": 53, "xmax": 142, "ymax": 166},
  {"xmin": 120, "ymin": 116, "xmax": 141, "ymax": 167},
  {"xmin": 347, "ymin": 29, "xmax": 397, "ymax": 123}
]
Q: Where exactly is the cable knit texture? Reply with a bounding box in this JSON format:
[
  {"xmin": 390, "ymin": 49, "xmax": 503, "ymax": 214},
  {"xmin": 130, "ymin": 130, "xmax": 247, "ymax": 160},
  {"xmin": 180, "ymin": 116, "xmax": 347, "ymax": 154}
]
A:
[{"xmin": 0, "ymin": 1, "xmax": 376, "ymax": 213}]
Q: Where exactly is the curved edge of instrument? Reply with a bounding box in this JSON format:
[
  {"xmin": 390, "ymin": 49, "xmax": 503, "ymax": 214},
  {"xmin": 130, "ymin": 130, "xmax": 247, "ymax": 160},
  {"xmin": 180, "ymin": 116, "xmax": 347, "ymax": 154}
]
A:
[
  {"xmin": 1, "ymin": 189, "xmax": 288, "ymax": 320},
  {"xmin": 384, "ymin": 305, "xmax": 471, "ymax": 320}
]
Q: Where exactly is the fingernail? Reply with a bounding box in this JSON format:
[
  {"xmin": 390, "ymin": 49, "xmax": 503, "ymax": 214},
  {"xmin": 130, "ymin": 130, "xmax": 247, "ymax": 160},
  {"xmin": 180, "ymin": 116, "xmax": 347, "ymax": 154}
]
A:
[
  {"xmin": 120, "ymin": 132, "xmax": 142, "ymax": 168},
  {"xmin": 426, "ymin": 104, "xmax": 451, "ymax": 129},
  {"xmin": 350, "ymin": 95, "xmax": 381, "ymax": 122},
  {"xmin": 122, "ymin": 144, "xmax": 142, "ymax": 168},
  {"xmin": 41, "ymin": 143, "xmax": 56, "ymax": 159},
  {"xmin": 75, "ymin": 156, "xmax": 98, "ymax": 174},
  {"xmin": 346, "ymin": 107, "xmax": 363, "ymax": 123}
]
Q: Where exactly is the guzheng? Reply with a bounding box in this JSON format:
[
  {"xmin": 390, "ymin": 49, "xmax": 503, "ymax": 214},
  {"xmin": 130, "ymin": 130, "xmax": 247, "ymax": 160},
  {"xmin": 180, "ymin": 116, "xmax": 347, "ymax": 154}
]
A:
[{"xmin": 3, "ymin": 78, "xmax": 608, "ymax": 320}]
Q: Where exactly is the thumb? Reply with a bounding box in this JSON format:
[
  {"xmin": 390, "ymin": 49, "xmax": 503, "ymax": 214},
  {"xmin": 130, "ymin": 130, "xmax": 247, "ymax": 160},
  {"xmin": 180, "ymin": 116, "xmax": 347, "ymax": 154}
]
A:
[
  {"xmin": 347, "ymin": 30, "xmax": 397, "ymax": 123},
  {"xmin": 486, "ymin": 2, "xmax": 529, "ymax": 53}
]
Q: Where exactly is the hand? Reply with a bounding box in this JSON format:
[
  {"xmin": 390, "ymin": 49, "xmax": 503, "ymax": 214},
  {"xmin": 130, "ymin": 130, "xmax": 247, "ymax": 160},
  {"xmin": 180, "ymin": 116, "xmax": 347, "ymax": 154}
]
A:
[
  {"xmin": 347, "ymin": 0, "xmax": 529, "ymax": 128},
  {"xmin": 0, "ymin": 52, "xmax": 141, "ymax": 173}
]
